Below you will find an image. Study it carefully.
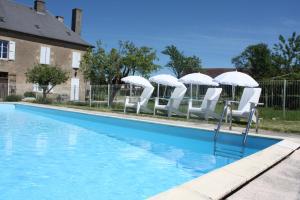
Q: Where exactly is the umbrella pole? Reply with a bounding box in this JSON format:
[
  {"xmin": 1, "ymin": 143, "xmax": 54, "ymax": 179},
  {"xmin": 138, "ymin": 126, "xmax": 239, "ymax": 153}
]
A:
[
  {"xmin": 190, "ymin": 84, "xmax": 193, "ymax": 100},
  {"xmin": 157, "ymin": 84, "xmax": 160, "ymax": 98},
  {"xmin": 232, "ymin": 85, "xmax": 235, "ymax": 100},
  {"xmin": 130, "ymin": 84, "xmax": 132, "ymax": 97},
  {"xmin": 163, "ymin": 85, "xmax": 167, "ymax": 98}
]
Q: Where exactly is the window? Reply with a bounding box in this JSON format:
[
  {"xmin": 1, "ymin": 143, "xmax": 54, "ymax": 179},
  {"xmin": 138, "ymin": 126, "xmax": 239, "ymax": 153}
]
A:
[
  {"xmin": 40, "ymin": 46, "xmax": 51, "ymax": 64},
  {"xmin": 0, "ymin": 40, "xmax": 9, "ymax": 59},
  {"xmin": 72, "ymin": 52, "xmax": 81, "ymax": 69},
  {"xmin": 33, "ymin": 84, "xmax": 54, "ymax": 93}
]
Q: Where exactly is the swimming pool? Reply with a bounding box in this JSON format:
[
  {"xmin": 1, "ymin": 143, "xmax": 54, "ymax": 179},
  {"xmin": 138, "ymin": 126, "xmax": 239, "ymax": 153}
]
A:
[{"xmin": 0, "ymin": 104, "xmax": 280, "ymax": 200}]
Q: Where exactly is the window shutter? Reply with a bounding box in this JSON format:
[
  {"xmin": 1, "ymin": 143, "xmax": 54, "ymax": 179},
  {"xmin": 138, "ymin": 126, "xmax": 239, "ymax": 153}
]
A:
[
  {"xmin": 70, "ymin": 78, "xmax": 80, "ymax": 101},
  {"xmin": 8, "ymin": 41, "xmax": 15, "ymax": 60},
  {"xmin": 45, "ymin": 47, "xmax": 51, "ymax": 64},
  {"xmin": 40, "ymin": 46, "xmax": 46, "ymax": 64},
  {"xmin": 72, "ymin": 52, "xmax": 81, "ymax": 69},
  {"xmin": 40, "ymin": 46, "xmax": 51, "ymax": 64},
  {"xmin": 33, "ymin": 84, "xmax": 39, "ymax": 92}
]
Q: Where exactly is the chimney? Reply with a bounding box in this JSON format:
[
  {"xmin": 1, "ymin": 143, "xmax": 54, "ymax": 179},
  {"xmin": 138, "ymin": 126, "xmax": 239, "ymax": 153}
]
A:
[
  {"xmin": 34, "ymin": 0, "xmax": 45, "ymax": 13},
  {"xmin": 56, "ymin": 16, "xmax": 64, "ymax": 23},
  {"xmin": 71, "ymin": 8, "xmax": 82, "ymax": 35}
]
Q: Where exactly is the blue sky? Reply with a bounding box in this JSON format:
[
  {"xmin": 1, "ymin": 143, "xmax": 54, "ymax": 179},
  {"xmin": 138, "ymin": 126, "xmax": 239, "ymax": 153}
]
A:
[{"xmin": 17, "ymin": 0, "xmax": 300, "ymax": 74}]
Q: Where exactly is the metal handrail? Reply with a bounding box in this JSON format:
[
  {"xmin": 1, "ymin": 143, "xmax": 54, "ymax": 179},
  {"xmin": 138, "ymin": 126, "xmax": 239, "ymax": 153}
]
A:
[
  {"xmin": 242, "ymin": 102, "xmax": 264, "ymax": 144},
  {"xmin": 214, "ymin": 101, "xmax": 229, "ymax": 141},
  {"xmin": 214, "ymin": 101, "xmax": 264, "ymax": 145}
]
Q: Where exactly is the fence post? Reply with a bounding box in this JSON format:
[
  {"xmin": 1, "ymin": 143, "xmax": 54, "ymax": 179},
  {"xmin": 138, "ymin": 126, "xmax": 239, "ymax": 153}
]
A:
[
  {"xmin": 283, "ymin": 79, "xmax": 286, "ymax": 119},
  {"xmin": 265, "ymin": 86, "xmax": 268, "ymax": 108},
  {"xmin": 89, "ymin": 85, "xmax": 92, "ymax": 107},
  {"xmin": 7, "ymin": 81, "xmax": 10, "ymax": 96},
  {"xmin": 107, "ymin": 84, "xmax": 110, "ymax": 108}
]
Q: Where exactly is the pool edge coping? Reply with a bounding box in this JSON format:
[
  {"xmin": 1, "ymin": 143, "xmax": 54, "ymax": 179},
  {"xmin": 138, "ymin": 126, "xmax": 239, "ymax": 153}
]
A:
[{"xmin": 8, "ymin": 102, "xmax": 300, "ymax": 200}]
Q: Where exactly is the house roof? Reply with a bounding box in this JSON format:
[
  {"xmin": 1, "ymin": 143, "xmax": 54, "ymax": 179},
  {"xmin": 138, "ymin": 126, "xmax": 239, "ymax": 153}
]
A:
[
  {"xmin": 0, "ymin": 0, "xmax": 91, "ymax": 47},
  {"xmin": 202, "ymin": 68, "xmax": 236, "ymax": 78}
]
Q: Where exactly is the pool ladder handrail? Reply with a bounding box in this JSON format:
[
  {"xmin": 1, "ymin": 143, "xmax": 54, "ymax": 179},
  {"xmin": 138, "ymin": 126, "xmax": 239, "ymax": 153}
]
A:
[
  {"xmin": 241, "ymin": 102, "xmax": 264, "ymax": 144},
  {"xmin": 214, "ymin": 100, "xmax": 229, "ymax": 141},
  {"xmin": 214, "ymin": 101, "xmax": 264, "ymax": 145}
]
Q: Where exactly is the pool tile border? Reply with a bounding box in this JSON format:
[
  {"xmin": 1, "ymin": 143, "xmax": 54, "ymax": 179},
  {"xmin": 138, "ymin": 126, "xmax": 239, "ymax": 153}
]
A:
[{"xmin": 10, "ymin": 103, "xmax": 300, "ymax": 200}]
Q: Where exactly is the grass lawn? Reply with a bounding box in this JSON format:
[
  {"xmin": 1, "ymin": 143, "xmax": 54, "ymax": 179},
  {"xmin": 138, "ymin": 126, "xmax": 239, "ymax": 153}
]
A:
[{"xmin": 49, "ymin": 100, "xmax": 300, "ymax": 134}]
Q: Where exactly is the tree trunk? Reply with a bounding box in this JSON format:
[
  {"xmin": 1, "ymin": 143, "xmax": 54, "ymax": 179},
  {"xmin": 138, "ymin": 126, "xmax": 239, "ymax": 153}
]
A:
[{"xmin": 43, "ymin": 90, "xmax": 47, "ymax": 99}]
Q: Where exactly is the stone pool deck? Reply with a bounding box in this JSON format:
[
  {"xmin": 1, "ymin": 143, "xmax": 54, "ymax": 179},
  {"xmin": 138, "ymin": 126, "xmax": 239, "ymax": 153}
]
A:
[
  {"xmin": 13, "ymin": 103, "xmax": 300, "ymax": 200},
  {"xmin": 227, "ymin": 149, "xmax": 300, "ymax": 200}
]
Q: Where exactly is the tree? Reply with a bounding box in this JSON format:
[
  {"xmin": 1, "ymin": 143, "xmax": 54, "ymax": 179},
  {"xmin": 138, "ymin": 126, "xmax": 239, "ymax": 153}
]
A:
[
  {"xmin": 80, "ymin": 41, "xmax": 159, "ymax": 104},
  {"xmin": 232, "ymin": 43, "xmax": 278, "ymax": 79},
  {"xmin": 81, "ymin": 41, "xmax": 159, "ymax": 84},
  {"xmin": 162, "ymin": 45, "xmax": 202, "ymax": 78},
  {"xmin": 26, "ymin": 64, "xmax": 69, "ymax": 99},
  {"xmin": 273, "ymin": 32, "xmax": 300, "ymax": 73}
]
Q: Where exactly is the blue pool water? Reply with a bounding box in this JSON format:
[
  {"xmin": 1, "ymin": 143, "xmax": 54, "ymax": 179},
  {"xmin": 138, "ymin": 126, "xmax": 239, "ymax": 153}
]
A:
[{"xmin": 0, "ymin": 104, "xmax": 279, "ymax": 199}]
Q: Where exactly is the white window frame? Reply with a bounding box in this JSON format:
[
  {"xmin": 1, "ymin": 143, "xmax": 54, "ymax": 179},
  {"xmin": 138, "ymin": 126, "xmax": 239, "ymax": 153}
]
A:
[{"xmin": 0, "ymin": 40, "xmax": 9, "ymax": 60}]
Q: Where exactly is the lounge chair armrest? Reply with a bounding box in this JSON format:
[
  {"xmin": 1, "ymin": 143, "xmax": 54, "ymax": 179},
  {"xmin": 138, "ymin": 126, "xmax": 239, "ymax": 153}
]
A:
[
  {"xmin": 249, "ymin": 102, "xmax": 264, "ymax": 107},
  {"xmin": 125, "ymin": 96, "xmax": 139, "ymax": 103},
  {"xmin": 156, "ymin": 97, "xmax": 169, "ymax": 101}
]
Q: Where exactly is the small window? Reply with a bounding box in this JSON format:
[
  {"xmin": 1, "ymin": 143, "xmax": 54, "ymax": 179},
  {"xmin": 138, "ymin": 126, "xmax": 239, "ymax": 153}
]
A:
[
  {"xmin": 0, "ymin": 40, "xmax": 9, "ymax": 59},
  {"xmin": 72, "ymin": 52, "xmax": 81, "ymax": 69},
  {"xmin": 40, "ymin": 46, "xmax": 51, "ymax": 64}
]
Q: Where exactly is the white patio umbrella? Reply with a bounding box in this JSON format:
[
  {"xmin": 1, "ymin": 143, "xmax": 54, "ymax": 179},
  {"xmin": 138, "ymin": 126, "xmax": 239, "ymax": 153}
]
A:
[
  {"xmin": 213, "ymin": 71, "xmax": 259, "ymax": 100},
  {"xmin": 179, "ymin": 73, "xmax": 219, "ymax": 86},
  {"xmin": 149, "ymin": 74, "xmax": 184, "ymax": 97},
  {"xmin": 121, "ymin": 76, "xmax": 153, "ymax": 88},
  {"xmin": 179, "ymin": 73, "xmax": 219, "ymax": 99},
  {"xmin": 121, "ymin": 76, "xmax": 153, "ymax": 96}
]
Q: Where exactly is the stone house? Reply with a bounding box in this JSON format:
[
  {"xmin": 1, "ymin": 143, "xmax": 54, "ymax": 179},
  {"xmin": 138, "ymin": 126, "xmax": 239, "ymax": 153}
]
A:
[{"xmin": 0, "ymin": 0, "xmax": 91, "ymax": 100}]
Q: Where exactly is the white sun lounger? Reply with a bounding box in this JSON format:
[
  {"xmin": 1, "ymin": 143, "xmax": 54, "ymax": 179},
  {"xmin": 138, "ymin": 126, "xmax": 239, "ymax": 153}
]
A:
[
  {"xmin": 227, "ymin": 87, "xmax": 262, "ymax": 124},
  {"xmin": 153, "ymin": 85, "xmax": 187, "ymax": 117},
  {"xmin": 124, "ymin": 86, "xmax": 154, "ymax": 114},
  {"xmin": 187, "ymin": 88, "xmax": 222, "ymax": 120}
]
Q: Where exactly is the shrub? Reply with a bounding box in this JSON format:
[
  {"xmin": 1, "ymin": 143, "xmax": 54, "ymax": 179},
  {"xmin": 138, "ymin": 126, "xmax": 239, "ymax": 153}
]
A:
[
  {"xmin": 67, "ymin": 101, "xmax": 88, "ymax": 106},
  {"xmin": 56, "ymin": 94, "xmax": 69, "ymax": 103},
  {"xmin": 24, "ymin": 91, "xmax": 36, "ymax": 98},
  {"xmin": 4, "ymin": 95, "xmax": 22, "ymax": 102},
  {"xmin": 34, "ymin": 96, "xmax": 53, "ymax": 104}
]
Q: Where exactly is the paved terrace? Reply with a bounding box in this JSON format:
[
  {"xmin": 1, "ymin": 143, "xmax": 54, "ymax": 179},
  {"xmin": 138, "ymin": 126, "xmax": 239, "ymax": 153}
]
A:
[
  {"xmin": 16, "ymin": 103, "xmax": 300, "ymax": 200},
  {"xmin": 227, "ymin": 149, "xmax": 300, "ymax": 200}
]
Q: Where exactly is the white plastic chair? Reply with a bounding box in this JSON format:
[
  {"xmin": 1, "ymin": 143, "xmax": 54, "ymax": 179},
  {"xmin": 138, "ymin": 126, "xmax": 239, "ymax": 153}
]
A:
[
  {"xmin": 187, "ymin": 88, "xmax": 222, "ymax": 120},
  {"xmin": 153, "ymin": 86, "xmax": 187, "ymax": 117},
  {"xmin": 124, "ymin": 86, "xmax": 154, "ymax": 114},
  {"xmin": 227, "ymin": 88, "xmax": 262, "ymax": 124}
]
